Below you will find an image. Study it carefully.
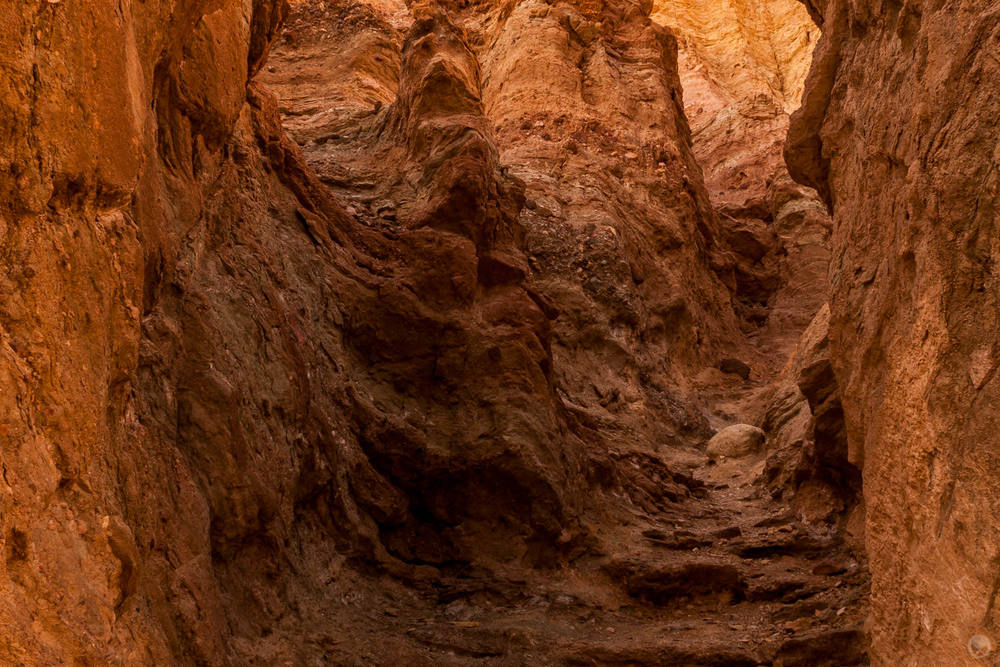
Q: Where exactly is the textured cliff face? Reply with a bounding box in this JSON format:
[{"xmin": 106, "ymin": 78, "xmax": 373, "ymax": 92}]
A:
[
  {"xmin": 651, "ymin": 0, "xmax": 831, "ymax": 374},
  {"xmin": 0, "ymin": 0, "xmax": 293, "ymax": 659},
  {"xmin": 1, "ymin": 0, "xmax": 597, "ymax": 659},
  {"xmin": 255, "ymin": 0, "xmax": 869, "ymax": 660},
  {"xmin": 651, "ymin": 0, "xmax": 846, "ymax": 519},
  {"xmin": 652, "ymin": 0, "xmax": 815, "ymax": 207},
  {"xmin": 788, "ymin": 1, "xmax": 1000, "ymax": 663},
  {"xmin": 0, "ymin": 0, "xmax": 876, "ymax": 661},
  {"xmin": 262, "ymin": 0, "xmax": 753, "ymax": 458},
  {"xmin": 1, "ymin": 0, "xmax": 730, "ymax": 659}
]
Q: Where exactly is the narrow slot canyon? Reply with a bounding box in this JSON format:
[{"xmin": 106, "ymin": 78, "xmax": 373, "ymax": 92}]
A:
[
  {"xmin": 0, "ymin": 0, "xmax": 997, "ymax": 664},
  {"xmin": 250, "ymin": 0, "xmax": 868, "ymax": 661}
]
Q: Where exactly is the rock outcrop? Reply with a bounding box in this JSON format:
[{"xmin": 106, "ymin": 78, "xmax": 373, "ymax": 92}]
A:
[
  {"xmin": 0, "ymin": 0, "xmax": 605, "ymax": 659},
  {"xmin": 759, "ymin": 304, "xmax": 861, "ymax": 527},
  {"xmin": 0, "ymin": 0, "xmax": 745, "ymax": 659},
  {"xmin": 652, "ymin": 0, "xmax": 816, "ymax": 208},
  {"xmin": 788, "ymin": 1, "xmax": 1000, "ymax": 663},
  {"xmin": 262, "ymin": 0, "xmax": 757, "ymax": 458}
]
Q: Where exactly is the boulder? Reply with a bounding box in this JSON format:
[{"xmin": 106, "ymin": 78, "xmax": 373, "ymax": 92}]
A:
[{"xmin": 706, "ymin": 424, "xmax": 766, "ymax": 460}]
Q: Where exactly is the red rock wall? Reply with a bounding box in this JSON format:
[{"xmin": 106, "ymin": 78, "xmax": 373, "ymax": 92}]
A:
[
  {"xmin": 788, "ymin": 1, "xmax": 1000, "ymax": 663},
  {"xmin": 262, "ymin": 0, "xmax": 754, "ymax": 452},
  {"xmin": 0, "ymin": 0, "xmax": 582, "ymax": 658},
  {"xmin": 652, "ymin": 0, "xmax": 832, "ymax": 370},
  {"xmin": 0, "ymin": 0, "xmax": 738, "ymax": 660}
]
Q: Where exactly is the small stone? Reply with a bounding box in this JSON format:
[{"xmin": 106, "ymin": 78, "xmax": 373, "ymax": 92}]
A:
[{"xmin": 784, "ymin": 617, "xmax": 812, "ymax": 632}]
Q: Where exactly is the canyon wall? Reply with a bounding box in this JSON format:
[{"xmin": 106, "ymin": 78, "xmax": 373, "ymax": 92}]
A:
[
  {"xmin": 652, "ymin": 0, "xmax": 831, "ymax": 369},
  {"xmin": 1, "ymin": 0, "xmax": 594, "ymax": 659},
  {"xmin": 651, "ymin": 0, "xmax": 853, "ymax": 519},
  {"xmin": 0, "ymin": 0, "xmax": 752, "ymax": 660},
  {"xmin": 652, "ymin": 0, "xmax": 815, "ymax": 206},
  {"xmin": 261, "ymin": 0, "xmax": 754, "ymax": 458},
  {"xmin": 788, "ymin": 1, "xmax": 1000, "ymax": 663},
  {"xmin": 0, "ymin": 0, "xmax": 898, "ymax": 660}
]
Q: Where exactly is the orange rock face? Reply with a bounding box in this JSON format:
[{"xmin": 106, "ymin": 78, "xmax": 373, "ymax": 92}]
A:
[
  {"xmin": 652, "ymin": 0, "xmax": 832, "ymax": 371},
  {"xmin": 652, "ymin": 0, "xmax": 816, "ymax": 208},
  {"xmin": 1, "ymin": 0, "xmax": 732, "ymax": 659},
  {"xmin": 789, "ymin": 1, "xmax": 1000, "ymax": 663},
  {"xmin": 0, "ymin": 0, "xmax": 879, "ymax": 662}
]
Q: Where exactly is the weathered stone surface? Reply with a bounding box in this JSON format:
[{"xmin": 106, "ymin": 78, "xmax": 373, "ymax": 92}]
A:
[
  {"xmin": 788, "ymin": 1, "xmax": 1000, "ymax": 663},
  {"xmin": 1, "ymin": 0, "xmax": 603, "ymax": 659},
  {"xmin": 651, "ymin": 0, "xmax": 831, "ymax": 370},
  {"xmin": 706, "ymin": 424, "xmax": 766, "ymax": 459},
  {"xmin": 0, "ymin": 0, "xmax": 872, "ymax": 662},
  {"xmin": 652, "ymin": 0, "xmax": 816, "ymax": 209},
  {"xmin": 757, "ymin": 304, "xmax": 860, "ymax": 525}
]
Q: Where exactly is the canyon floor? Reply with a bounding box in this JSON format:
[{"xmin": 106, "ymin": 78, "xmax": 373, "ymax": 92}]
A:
[{"xmin": 266, "ymin": 384, "xmax": 869, "ymax": 665}]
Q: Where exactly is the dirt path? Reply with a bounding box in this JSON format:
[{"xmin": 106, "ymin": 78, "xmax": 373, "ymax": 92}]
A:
[{"xmin": 291, "ymin": 444, "xmax": 868, "ymax": 665}]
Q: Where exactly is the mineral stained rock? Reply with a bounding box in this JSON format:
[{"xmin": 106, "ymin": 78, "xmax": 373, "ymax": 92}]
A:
[
  {"xmin": 14, "ymin": 0, "xmax": 978, "ymax": 661},
  {"xmin": 758, "ymin": 304, "xmax": 861, "ymax": 526},
  {"xmin": 652, "ymin": 0, "xmax": 832, "ymax": 368}
]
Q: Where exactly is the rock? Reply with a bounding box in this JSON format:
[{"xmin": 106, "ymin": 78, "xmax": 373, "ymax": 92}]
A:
[
  {"xmin": 0, "ymin": 0, "xmax": 858, "ymax": 662},
  {"xmin": 757, "ymin": 305, "xmax": 860, "ymax": 512},
  {"xmin": 788, "ymin": 0, "xmax": 1000, "ymax": 662},
  {"xmin": 651, "ymin": 1, "xmax": 828, "ymax": 346},
  {"xmin": 812, "ymin": 560, "xmax": 847, "ymax": 577},
  {"xmin": 718, "ymin": 358, "xmax": 752, "ymax": 380},
  {"xmin": 706, "ymin": 424, "xmax": 766, "ymax": 460}
]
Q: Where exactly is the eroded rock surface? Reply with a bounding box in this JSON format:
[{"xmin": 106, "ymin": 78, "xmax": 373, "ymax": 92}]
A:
[
  {"xmin": 789, "ymin": 1, "xmax": 1000, "ymax": 663},
  {"xmin": 652, "ymin": 0, "xmax": 832, "ymax": 368},
  {"xmin": 1, "ymin": 0, "xmax": 603, "ymax": 659},
  {"xmin": 0, "ymin": 0, "xmax": 871, "ymax": 662}
]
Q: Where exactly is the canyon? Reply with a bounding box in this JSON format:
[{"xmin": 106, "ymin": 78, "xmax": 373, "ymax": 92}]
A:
[{"xmin": 0, "ymin": 0, "xmax": 995, "ymax": 664}]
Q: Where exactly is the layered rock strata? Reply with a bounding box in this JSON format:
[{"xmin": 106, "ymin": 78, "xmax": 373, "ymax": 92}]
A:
[
  {"xmin": 0, "ymin": 0, "xmax": 885, "ymax": 661},
  {"xmin": 0, "ymin": 0, "xmax": 740, "ymax": 659}
]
